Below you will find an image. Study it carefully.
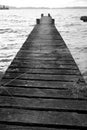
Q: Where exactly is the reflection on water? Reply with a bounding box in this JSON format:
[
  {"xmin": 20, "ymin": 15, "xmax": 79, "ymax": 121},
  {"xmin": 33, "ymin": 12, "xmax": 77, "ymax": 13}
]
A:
[{"xmin": 0, "ymin": 9, "xmax": 87, "ymax": 82}]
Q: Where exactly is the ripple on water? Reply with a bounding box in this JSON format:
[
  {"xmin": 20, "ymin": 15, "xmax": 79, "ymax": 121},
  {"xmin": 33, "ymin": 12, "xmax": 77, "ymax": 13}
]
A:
[
  {"xmin": 0, "ymin": 28, "xmax": 22, "ymax": 34},
  {"xmin": 80, "ymin": 47, "xmax": 87, "ymax": 53}
]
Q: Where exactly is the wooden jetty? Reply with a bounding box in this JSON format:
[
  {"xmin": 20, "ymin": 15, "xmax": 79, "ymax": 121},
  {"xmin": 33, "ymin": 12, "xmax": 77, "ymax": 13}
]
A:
[{"xmin": 0, "ymin": 14, "xmax": 87, "ymax": 129}]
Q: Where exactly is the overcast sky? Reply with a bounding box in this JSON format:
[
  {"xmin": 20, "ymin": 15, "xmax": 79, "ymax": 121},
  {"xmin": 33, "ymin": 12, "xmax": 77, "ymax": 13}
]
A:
[{"xmin": 0, "ymin": 0, "xmax": 87, "ymax": 7}]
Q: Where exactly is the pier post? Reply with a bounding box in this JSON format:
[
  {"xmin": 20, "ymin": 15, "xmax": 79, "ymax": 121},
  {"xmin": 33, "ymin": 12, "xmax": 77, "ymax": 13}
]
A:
[
  {"xmin": 48, "ymin": 13, "xmax": 51, "ymax": 17},
  {"xmin": 41, "ymin": 13, "xmax": 44, "ymax": 17},
  {"xmin": 52, "ymin": 19, "xmax": 55, "ymax": 24},
  {"xmin": 36, "ymin": 19, "xmax": 40, "ymax": 24}
]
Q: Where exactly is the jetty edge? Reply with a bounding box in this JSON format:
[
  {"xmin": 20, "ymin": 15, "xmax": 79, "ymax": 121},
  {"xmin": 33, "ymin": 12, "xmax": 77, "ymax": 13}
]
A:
[{"xmin": 0, "ymin": 14, "xmax": 87, "ymax": 130}]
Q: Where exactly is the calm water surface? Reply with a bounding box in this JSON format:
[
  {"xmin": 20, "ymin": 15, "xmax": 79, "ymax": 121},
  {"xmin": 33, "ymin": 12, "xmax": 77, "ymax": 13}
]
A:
[{"xmin": 0, "ymin": 9, "xmax": 87, "ymax": 82}]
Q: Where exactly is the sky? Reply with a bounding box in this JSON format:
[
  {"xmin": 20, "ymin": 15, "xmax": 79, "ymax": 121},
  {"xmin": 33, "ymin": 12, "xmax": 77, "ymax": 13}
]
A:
[{"xmin": 0, "ymin": 0, "xmax": 87, "ymax": 7}]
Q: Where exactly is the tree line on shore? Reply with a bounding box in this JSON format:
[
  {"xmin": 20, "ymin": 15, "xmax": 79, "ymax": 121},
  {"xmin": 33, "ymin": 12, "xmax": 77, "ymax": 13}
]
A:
[{"xmin": 0, "ymin": 5, "xmax": 9, "ymax": 9}]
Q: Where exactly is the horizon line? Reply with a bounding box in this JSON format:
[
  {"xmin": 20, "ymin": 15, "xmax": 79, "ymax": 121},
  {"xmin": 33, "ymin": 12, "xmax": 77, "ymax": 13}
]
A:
[{"xmin": 1, "ymin": 4, "xmax": 87, "ymax": 8}]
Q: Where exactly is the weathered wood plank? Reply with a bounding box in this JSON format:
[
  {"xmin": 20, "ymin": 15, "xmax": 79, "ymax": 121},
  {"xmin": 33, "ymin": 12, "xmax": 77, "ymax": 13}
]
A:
[
  {"xmin": 0, "ymin": 108, "xmax": 87, "ymax": 127},
  {"xmin": 3, "ymin": 73, "xmax": 83, "ymax": 82},
  {"xmin": 1, "ymin": 78, "xmax": 81, "ymax": 87},
  {"xmin": 18, "ymin": 48, "xmax": 70, "ymax": 53},
  {"xmin": 9, "ymin": 64, "xmax": 78, "ymax": 70},
  {"xmin": 0, "ymin": 87, "xmax": 76, "ymax": 99},
  {"xmin": 6, "ymin": 68, "xmax": 81, "ymax": 75},
  {"xmin": 12, "ymin": 59, "xmax": 76, "ymax": 65},
  {"xmin": 7, "ymin": 57, "xmax": 78, "ymax": 68},
  {"xmin": 15, "ymin": 55, "xmax": 73, "ymax": 60},
  {"xmin": 0, "ymin": 96, "xmax": 87, "ymax": 111},
  {"xmin": 1, "ymin": 79, "xmax": 85, "ymax": 90}
]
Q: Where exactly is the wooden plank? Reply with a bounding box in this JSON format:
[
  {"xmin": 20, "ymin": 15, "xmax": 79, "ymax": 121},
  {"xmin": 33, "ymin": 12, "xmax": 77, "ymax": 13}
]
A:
[
  {"xmin": 6, "ymin": 68, "xmax": 81, "ymax": 75},
  {"xmin": 0, "ymin": 108, "xmax": 87, "ymax": 127},
  {"xmin": 15, "ymin": 47, "xmax": 72, "ymax": 57},
  {"xmin": 1, "ymin": 85, "xmax": 87, "ymax": 100},
  {"xmin": 15, "ymin": 55, "xmax": 73, "ymax": 59},
  {"xmin": 14, "ymin": 57, "xmax": 74, "ymax": 61},
  {"xmin": 0, "ymin": 96, "xmax": 87, "ymax": 111},
  {"xmin": 21, "ymin": 45, "xmax": 68, "ymax": 51},
  {"xmin": 0, "ymin": 87, "xmax": 77, "ymax": 99},
  {"xmin": 1, "ymin": 78, "xmax": 73, "ymax": 87},
  {"xmin": 17, "ymin": 46, "xmax": 70, "ymax": 52},
  {"xmin": 9, "ymin": 64, "xmax": 78, "ymax": 70},
  {"xmin": 29, "ymin": 34, "xmax": 56, "ymax": 39},
  {"xmin": 3, "ymin": 73, "xmax": 83, "ymax": 82},
  {"xmin": 11, "ymin": 59, "xmax": 77, "ymax": 65},
  {"xmin": 16, "ymin": 53, "xmax": 73, "ymax": 59},
  {"xmin": 21, "ymin": 44, "xmax": 67, "ymax": 48},
  {"xmin": 1, "ymin": 79, "xmax": 85, "ymax": 90},
  {"xmin": 12, "ymin": 59, "xmax": 76, "ymax": 65},
  {"xmin": 10, "ymin": 59, "xmax": 76, "ymax": 65},
  {"xmin": 21, "ymin": 42, "xmax": 67, "ymax": 48}
]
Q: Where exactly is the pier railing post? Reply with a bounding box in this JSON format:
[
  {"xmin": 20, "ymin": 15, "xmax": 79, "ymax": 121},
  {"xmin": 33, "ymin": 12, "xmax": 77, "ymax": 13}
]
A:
[
  {"xmin": 52, "ymin": 19, "xmax": 55, "ymax": 24},
  {"xmin": 36, "ymin": 19, "xmax": 40, "ymax": 24},
  {"xmin": 48, "ymin": 13, "xmax": 51, "ymax": 17},
  {"xmin": 41, "ymin": 14, "xmax": 44, "ymax": 17}
]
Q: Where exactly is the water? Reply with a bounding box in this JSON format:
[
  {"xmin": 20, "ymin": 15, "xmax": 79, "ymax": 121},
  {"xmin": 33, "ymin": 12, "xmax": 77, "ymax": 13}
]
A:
[{"xmin": 0, "ymin": 9, "xmax": 87, "ymax": 82}]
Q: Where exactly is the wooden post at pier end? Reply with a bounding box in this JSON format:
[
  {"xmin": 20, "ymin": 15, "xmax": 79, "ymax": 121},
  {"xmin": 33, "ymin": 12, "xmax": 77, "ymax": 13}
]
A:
[
  {"xmin": 36, "ymin": 19, "xmax": 40, "ymax": 24},
  {"xmin": 41, "ymin": 13, "xmax": 44, "ymax": 17},
  {"xmin": 0, "ymin": 14, "xmax": 87, "ymax": 130},
  {"xmin": 48, "ymin": 13, "xmax": 51, "ymax": 17}
]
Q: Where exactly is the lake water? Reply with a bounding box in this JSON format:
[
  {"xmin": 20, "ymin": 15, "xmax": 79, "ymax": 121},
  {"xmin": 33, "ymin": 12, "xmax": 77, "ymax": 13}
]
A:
[{"xmin": 0, "ymin": 9, "xmax": 87, "ymax": 82}]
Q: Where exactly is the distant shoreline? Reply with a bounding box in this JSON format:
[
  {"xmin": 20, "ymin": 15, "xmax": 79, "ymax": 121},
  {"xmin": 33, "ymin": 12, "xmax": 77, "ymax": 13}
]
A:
[
  {"xmin": 0, "ymin": 5, "xmax": 9, "ymax": 10},
  {"xmin": 11, "ymin": 7, "xmax": 87, "ymax": 9},
  {"xmin": 2, "ymin": 8, "xmax": 87, "ymax": 10},
  {"xmin": 1, "ymin": 4, "xmax": 87, "ymax": 10}
]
